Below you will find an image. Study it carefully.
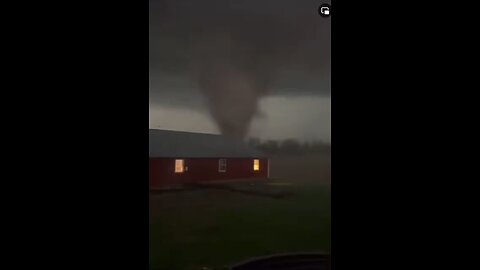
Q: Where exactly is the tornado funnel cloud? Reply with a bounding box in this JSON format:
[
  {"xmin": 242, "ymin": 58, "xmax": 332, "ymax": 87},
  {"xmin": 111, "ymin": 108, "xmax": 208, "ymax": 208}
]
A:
[
  {"xmin": 198, "ymin": 65, "xmax": 263, "ymax": 140},
  {"xmin": 184, "ymin": 6, "xmax": 326, "ymax": 140},
  {"xmin": 193, "ymin": 32, "xmax": 280, "ymax": 140}
]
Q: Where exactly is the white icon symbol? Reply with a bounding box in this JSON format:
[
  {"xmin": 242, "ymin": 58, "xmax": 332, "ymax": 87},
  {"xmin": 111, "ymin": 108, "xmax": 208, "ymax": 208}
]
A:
[{"xmin": 321, "ymin": 7, "xmax": 330, "ymax": 15}]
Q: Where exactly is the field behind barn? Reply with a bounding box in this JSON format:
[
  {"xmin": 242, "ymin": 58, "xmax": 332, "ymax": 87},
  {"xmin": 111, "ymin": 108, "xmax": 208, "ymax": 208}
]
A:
[{"xmin": 149, "ymin": 153, "xmax": 331, "ymax": 270}]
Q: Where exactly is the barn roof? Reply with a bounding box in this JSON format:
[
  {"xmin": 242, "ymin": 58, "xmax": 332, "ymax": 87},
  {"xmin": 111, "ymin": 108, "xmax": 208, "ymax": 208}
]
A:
[{"xmin": 149, "ymin": 129, "xmax": 267, "ymax": 158}]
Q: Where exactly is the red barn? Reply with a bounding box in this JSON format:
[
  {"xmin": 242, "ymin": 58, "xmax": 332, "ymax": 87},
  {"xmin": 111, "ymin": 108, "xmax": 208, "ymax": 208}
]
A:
[{"xmin": 149, "ymin": 129, "xmax": 269, "ymax": 188}]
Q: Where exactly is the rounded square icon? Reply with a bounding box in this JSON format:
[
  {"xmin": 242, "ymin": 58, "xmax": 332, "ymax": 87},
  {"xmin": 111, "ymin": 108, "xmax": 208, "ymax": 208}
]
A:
[{"xmin": 318, "ymin": 4, "xmax": 331, "ymax": 17}]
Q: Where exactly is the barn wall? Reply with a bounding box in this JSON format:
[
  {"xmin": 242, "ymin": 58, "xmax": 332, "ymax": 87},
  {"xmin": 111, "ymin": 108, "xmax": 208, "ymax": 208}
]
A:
[{"xmin": 149, "ymin": 157, "xmax": 268, "ymax": 188}]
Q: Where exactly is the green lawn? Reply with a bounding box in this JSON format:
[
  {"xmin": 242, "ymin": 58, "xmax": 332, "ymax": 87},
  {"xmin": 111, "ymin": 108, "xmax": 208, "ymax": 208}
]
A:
[{"xmin": 149, "ymin": 181, "xmax": 330, "ymax": 270}]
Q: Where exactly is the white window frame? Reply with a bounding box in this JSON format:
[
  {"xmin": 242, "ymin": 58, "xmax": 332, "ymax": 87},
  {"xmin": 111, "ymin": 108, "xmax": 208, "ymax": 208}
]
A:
[{"xmin": 218, "ymin": 159, "xmax": 227, "ymax": 172}]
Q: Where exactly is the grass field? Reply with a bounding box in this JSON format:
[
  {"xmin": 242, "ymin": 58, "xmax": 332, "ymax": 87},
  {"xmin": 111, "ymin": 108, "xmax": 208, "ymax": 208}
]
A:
[{"xmin": 149, "ymin": 154, "xmax": 331, "ymax": 270}]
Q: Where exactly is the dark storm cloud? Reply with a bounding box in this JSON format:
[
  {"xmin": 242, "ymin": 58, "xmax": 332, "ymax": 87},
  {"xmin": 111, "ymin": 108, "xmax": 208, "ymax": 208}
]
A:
[
  {"xmin": 149, "ymin": 0, "xmax": 330, "ymax": 138},
  {"xmin": 149, "ymin": 0, "xmax": 330, "ymax": 99}
]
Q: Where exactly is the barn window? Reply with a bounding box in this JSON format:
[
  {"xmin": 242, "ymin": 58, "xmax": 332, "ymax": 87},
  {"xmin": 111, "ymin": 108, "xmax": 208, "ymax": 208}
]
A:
[
  {"xmin": 253, "ymin": 159, "xmax": 260, "ymax": 171},
  {"xmin": 175, "ymin": 159, "xmax": 184, "ymax": 173},
  {"xmin": 219, "ymin": 159, "xmax": 227, "ymax": 172}
]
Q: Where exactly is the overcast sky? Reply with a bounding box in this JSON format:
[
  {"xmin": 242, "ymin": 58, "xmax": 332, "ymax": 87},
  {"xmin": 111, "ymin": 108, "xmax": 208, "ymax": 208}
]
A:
[{"xmin": 149, "ymin": 0, "xmax": 331, "ymax": 142}]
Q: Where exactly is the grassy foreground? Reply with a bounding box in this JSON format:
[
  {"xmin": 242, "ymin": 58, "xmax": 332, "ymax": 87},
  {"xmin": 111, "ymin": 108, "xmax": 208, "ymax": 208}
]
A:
[{"xmin": 149, "ymin": 181, "xmax": 330, "ymax": 270}]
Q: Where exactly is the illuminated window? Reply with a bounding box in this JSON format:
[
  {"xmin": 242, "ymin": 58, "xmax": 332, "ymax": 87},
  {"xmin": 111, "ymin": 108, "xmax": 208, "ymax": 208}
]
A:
[
  {"xmin": 175, "ymin": 159, "xmax": 184, "ymax": 173},
  {"xmin": 253, "ymin": 159, "xmax": 260, "ymax": 171},
  {"xmin": 219, "ymin": 159, "xmax": 227, "ymax": 172}
]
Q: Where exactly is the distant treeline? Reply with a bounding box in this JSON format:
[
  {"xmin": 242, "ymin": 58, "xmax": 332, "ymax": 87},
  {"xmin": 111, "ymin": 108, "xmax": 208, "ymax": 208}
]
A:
[{"xmin": 247, "ymin": 138, "xmax": 331, "ymax": 155}]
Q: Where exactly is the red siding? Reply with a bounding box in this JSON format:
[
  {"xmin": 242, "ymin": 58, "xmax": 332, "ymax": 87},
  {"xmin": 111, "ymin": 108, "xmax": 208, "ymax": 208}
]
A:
[{"xmin": 149, "ymin": 158, "xmax": 269, "ymax": 188}]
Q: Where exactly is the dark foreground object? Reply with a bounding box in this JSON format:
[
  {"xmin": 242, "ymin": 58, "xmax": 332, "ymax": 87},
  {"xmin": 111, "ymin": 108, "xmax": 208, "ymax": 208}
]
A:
[{"xmin": 231, "ymin": 252, "xmax": 330, "ymax": 270}]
